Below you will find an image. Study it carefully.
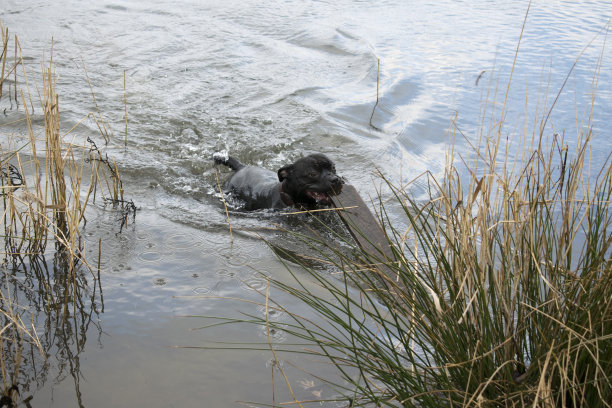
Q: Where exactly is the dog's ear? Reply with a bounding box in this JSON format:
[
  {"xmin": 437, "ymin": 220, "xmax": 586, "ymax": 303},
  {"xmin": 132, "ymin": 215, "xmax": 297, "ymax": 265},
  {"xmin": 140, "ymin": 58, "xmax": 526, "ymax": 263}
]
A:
[{"xmin": 278, "ymin": 164, "xmax": 294, "ymax": 182}]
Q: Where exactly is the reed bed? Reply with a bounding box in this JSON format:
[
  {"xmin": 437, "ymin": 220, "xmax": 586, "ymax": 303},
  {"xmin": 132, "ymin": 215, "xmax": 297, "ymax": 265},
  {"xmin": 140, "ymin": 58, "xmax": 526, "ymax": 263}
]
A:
[
  {"xmin": 0, "ymin": 23, "xmax": 129, "ymax": 406},
  {"xmin": 199, "ymin": 22, "xmax": 611, "ymax": 408},
  {"xmin": 0, "ymin": 24, "xmax": 125, "ymax": 259}
]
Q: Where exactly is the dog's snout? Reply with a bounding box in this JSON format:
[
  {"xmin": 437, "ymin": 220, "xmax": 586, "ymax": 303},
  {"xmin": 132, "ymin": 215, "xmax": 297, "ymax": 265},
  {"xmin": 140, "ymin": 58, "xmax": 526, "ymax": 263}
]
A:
[{"xmin": 328, "ymin": 174, "xmax": 344, "ymax": 193}]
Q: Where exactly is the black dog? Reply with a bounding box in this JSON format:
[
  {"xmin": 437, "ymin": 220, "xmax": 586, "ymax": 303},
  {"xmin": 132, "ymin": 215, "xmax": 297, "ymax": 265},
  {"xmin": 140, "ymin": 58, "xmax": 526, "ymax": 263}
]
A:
[{"xmin": 213, "ymin": 153, "xmax": 343, "ymax": 210}]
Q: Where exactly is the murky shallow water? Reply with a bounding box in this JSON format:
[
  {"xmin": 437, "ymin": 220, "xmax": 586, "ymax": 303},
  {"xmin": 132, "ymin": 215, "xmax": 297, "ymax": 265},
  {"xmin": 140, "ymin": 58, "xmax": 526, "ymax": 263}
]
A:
[{"xmin": 1, "ymin": 0, "xmax": 611, "ymax": 406}]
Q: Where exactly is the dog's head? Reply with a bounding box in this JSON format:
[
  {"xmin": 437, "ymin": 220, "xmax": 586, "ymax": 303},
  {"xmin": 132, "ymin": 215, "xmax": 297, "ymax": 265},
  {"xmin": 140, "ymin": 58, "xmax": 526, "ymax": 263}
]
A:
[{"xmin": 277, "ymin": 153, "xmax": 344, "ymax": 207}]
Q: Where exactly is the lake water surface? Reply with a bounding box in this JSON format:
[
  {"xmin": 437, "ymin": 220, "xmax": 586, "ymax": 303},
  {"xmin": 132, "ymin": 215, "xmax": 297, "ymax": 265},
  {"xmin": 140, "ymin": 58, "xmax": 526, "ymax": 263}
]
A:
[{"xmin": 1, "ymin": 1, "xmax": 611, "ymax": 406}]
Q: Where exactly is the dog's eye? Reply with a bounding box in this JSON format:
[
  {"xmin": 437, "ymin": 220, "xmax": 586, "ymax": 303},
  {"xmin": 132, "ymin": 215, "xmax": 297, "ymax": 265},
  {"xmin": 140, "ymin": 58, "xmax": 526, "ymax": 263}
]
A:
[{"xmin": 308, "ymin": 171, "xmax": 319, "ymax": 178}]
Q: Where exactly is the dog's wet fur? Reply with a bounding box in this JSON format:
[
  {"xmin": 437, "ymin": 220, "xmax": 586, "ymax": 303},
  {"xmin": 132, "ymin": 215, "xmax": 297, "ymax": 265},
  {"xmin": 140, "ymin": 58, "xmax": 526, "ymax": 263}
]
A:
[{"xmin": 213, "ymin": 153, "xmax": 343, "ymax": 211}]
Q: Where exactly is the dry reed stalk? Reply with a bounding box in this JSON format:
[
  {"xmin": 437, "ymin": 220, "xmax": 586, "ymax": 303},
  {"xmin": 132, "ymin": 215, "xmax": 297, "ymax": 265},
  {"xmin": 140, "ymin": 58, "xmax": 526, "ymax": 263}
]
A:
[
  {"xmin": 124, "ymin": 69, "xmax": 128, "ymax": 146},
  {"xmin": 12, "ymin": 36, "xmax": 17, "ymax": 105},
  {"xmin": 15, "ymin": 37, "xmax": 34, "ymax": 112},
  {"xmin": 369, "ymin": 58, "xmax": 380, "ymax": 130},
  {"xmin": 278, "ymin": 205, "xmax": 359, "ymax": 216},
  {"xmin": 113, "ymin": 159, "xmax": 122, "ymax": 201},
  {"xmin": 42, "ymin": 61, "xmax": 68, "ymax": 236},
  {"xmin": 91, "ymin": 149, "xmax": 113, "ymax": 201},
  {"xmin": 214, "ymin": 168, "xmax": 233, "ymax": 243},
  {"xmin": 264, "ymin": 279, "xmax": 304, "ymax": 408},
  {"xmin": 81, "ymin": 57, "xmax": 112, "ymax": 143},
  {"xmin": 0, "ymin": 25, "xmax": 8, "ymax": 101}
]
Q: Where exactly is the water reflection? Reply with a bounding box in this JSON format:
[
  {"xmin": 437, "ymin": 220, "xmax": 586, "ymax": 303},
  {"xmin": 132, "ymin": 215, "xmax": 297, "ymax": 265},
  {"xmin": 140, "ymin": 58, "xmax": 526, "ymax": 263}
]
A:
[{"xmin": 1, "ymin": 249, "xmax": 102, "ymax": 407}]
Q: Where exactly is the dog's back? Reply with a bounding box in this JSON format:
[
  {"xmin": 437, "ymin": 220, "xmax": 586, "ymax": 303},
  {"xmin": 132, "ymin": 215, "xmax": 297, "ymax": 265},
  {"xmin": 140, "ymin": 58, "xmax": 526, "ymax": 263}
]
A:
[{"xmin": 213, "ymin": 153, "xmax": 284, "ymax": 210}]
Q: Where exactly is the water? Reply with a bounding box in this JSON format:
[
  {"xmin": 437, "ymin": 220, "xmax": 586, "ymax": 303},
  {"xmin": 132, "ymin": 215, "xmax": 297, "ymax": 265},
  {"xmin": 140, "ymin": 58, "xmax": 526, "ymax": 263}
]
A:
[{"xmin": 1, "ymin": 1, "xmax": 610, "ymax": 406}]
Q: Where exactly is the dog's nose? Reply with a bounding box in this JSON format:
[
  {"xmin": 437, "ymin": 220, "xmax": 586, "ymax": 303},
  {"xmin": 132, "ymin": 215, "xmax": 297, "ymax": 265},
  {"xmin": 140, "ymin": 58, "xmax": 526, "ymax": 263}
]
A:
[{"xmin": 329, "ymin": 174, "xmax": 343, "ymax": 188}]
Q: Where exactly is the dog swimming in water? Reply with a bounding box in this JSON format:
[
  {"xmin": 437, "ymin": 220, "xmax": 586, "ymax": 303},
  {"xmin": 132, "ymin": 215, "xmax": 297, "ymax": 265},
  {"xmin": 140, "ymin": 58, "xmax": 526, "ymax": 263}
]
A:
[{"xmin": 213, "ymin": 152, "xmax": 344, "ymax": 211}]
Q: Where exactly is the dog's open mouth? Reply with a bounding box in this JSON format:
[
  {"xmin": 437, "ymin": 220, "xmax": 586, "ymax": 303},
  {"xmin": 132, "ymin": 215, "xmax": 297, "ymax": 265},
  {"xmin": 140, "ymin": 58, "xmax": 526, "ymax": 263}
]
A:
[{"xmin": 306, "ymin": 190, "xmax": 333, "ymax": 204}]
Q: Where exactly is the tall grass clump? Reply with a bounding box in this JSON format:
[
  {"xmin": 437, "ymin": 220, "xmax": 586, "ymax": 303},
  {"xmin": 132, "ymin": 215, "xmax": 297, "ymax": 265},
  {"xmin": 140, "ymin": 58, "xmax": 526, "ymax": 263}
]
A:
[
  {"xmin": 203, "ymin": 24, "xmax": 611, "ymax": 408},
  {"xmin": 224, "ymin": 131, "xmax": 610, "ymax": 407}
]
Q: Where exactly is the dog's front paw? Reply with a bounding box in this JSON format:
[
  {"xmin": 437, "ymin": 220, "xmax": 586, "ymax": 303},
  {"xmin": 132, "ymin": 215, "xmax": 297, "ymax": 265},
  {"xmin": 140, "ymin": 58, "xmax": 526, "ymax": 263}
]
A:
[{"xmin": 212, "ymin": 151, "xmax": 230, "ymax": 165}]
